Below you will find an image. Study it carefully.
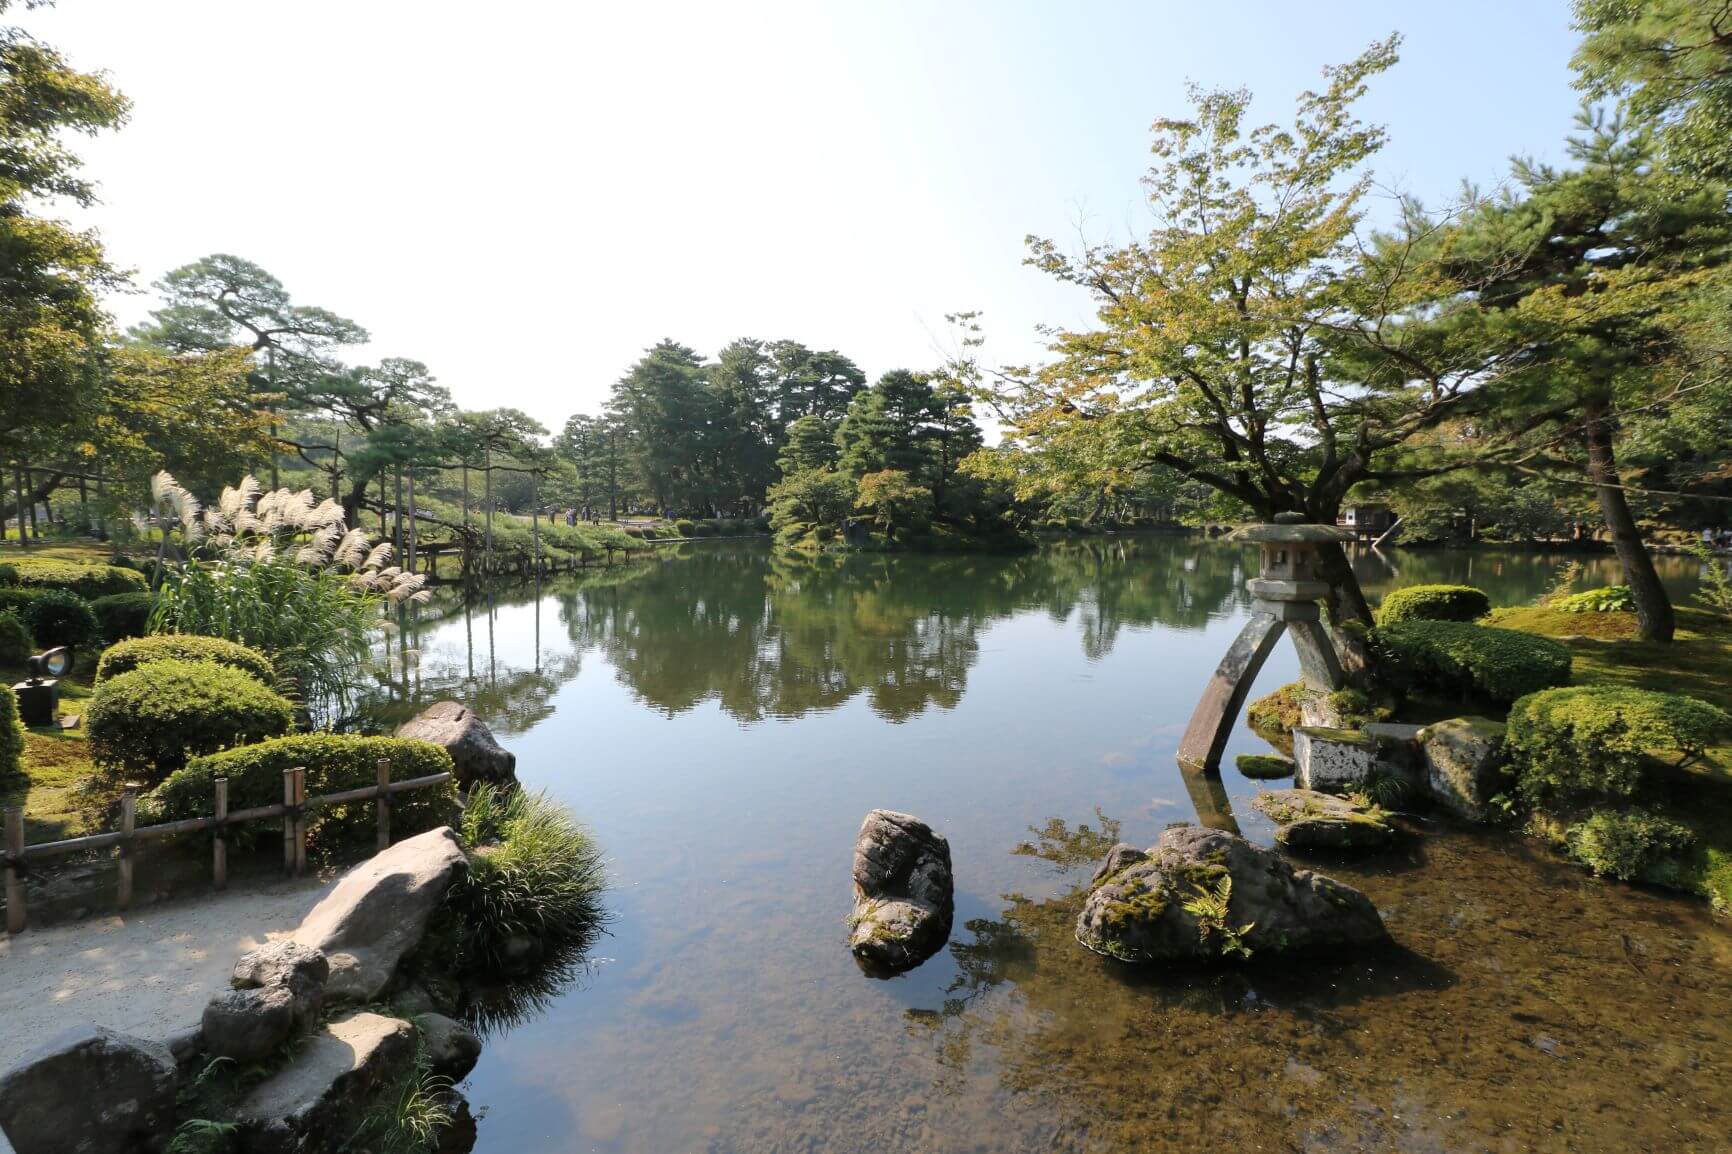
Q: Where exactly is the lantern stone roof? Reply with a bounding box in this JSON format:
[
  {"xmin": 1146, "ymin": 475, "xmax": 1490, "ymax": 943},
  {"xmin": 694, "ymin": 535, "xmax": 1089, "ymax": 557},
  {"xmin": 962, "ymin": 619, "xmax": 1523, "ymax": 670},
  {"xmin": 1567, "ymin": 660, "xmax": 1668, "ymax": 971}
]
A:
[{"xmin": 1233, "ymin": 522, "xmax": 1355, "ymax": 544}]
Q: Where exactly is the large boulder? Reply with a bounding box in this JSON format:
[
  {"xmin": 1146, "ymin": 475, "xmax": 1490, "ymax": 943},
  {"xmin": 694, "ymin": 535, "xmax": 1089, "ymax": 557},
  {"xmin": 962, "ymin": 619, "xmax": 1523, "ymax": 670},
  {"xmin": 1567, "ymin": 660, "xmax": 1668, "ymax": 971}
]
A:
[
  {"xmin": 233, "ymin": 1011, "xmax": 415, "ymax": 1154},
  {"xmin": 848, "ymin": 810, "xmax": 953, "ymax": 975},
  {"xmin": 1418, "ymin": 716, "xmax": 1507, "ymax": 821},
  {"xmin": 0, "ymin": 1026, "xmax": 177, "ymax": 1154},
  {"xmin": 202, "ymin": 941, "xmax": 329, "ymax": 1063},
  {"xmin": 396, "ymin": 701, "xmax": 516, "ymax": 786},
  {"xmin": 292, "ymin": 826, "xmax": 467, "ymax": 1001},
  {"xmin": 1252, "ymin": 788, "xmax": 1396, "ymax": 851},
  {"xmin": 413, "ymin": 1013, "xmax": 482, "ymax": 1081},
  {"xmin": 1076, "ymin": 825, "xmax": 1389, "ymax": 964}
]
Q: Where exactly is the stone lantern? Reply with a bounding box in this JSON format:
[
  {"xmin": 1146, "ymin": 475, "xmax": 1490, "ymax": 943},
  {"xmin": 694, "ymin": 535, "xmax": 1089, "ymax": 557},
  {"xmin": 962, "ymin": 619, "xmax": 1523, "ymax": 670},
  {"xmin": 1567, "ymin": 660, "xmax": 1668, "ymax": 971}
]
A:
[{"xmin": 1177, "ymin": 521, "xmax": 1354, "ymax": 772}]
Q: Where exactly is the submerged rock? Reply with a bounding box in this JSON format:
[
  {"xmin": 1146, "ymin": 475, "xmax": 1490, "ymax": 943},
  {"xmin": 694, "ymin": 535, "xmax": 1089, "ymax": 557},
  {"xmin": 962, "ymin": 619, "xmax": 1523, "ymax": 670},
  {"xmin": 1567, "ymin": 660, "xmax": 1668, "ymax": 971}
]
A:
[
  {"xmin": 234, "ymin": 1010, "xmax": 415, "ymax": 1154},
  {"xmin": 1234, "ymin": 752, "xmax": 1296, "ymax": 780},
  {"xmin": 1418, "ymin": 716, "xmax": 1507, "ymax": 821},
  {"xmin": 292, "ymin": 826, "xmax": 467, "ymax": 1001},
  {"xmin": 849, "ymin": 809, "xmax": 954, "ymax": 974},
  {"xmin": 0, "ymin": 1025, "xmax": 177, "ymax": 1154},
  {"xmin": 397, "ymin": 700, "xmax": 516, "ymax": 785},
  {"xmin": 1252, "ymin": 788, "xmax": 1396, "ymax": 851},
  {"xmin": 1076, "ymin": 825, "xmax": 1388, "ymax": 964}
]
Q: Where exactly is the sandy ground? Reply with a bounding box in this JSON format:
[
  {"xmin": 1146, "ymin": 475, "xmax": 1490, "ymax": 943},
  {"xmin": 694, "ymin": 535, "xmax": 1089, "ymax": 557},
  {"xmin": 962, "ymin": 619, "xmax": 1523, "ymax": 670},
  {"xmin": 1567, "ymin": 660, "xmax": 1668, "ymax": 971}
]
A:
[{"xmin": 0, "ymin": 877, "xmax": 329, "ymax": 1074}]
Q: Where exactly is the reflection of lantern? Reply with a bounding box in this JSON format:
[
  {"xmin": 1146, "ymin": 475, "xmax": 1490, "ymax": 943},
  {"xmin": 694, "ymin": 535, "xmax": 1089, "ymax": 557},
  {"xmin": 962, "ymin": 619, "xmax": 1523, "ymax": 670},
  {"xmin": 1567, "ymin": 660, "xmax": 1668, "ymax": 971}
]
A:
[
  {"xmin": 1177, "ymin": 523, "xmax": 1353, "ymax": 773},
  {"xmin": 12, "ymin": 646, "xmax": 71, "ymax": 727}
]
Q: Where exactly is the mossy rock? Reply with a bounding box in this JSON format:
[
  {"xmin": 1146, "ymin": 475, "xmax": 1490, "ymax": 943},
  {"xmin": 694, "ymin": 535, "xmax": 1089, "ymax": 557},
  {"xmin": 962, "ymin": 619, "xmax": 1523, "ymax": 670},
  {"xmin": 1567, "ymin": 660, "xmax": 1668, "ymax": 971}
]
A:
[
  {"xmin": 1253, "ymin": 788, "xmax": 1395, "ymax": 852},
  {"xmin": 1234, "ymin": 752, "xmax": 1296, "ymax": 780}
]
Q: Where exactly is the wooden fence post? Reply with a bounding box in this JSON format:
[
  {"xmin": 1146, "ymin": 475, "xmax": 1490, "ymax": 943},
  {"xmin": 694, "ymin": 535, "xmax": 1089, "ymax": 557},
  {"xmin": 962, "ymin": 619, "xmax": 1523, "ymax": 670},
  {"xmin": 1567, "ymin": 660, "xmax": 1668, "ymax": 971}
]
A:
[
  {"xmin": 117, "ymin": 790, "xmax": 136, "ymax": 910},
  {"xmin": 376, "ymin": 758, "xmax": 391, "ymax": 852},
  {"xmin": 283, "ymin": 767, "xmax": 306, "ymax": 876},
  {"xmin": 5, "ymin": 806, "xmax": 24, "ymax": 934},
  {"xmin": 213, "ymin": 778, "xmax": 228, "ymax": 890}
]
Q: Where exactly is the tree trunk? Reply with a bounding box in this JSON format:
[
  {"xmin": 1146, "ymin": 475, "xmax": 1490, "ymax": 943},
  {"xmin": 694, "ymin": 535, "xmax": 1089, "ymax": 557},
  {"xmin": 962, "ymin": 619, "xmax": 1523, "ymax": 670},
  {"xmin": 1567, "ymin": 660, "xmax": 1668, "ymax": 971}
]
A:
[
  {"xmin": 12, "ymin": 463, "xmax": 25, "ymax": 548},
  {"xmin": 484, "ymin": 446, "xmax": 493, "ymax": 575},
  {"xmin": 1584, "ymin": 399, "xmax": 1673, "ymax": 642},
  {"xmin": 406, "ymin": 466, "xmax": 417, "ymax": 574},
  {"xmin": 393, "ymin": 463, "xmax": 404, "ymax": 559}
]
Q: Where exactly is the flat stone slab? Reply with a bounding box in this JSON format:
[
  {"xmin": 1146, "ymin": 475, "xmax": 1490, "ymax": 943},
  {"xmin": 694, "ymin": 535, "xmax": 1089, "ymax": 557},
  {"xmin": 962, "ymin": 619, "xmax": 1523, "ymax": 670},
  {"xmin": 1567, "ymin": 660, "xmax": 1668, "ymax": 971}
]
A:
[
  {"xmin": 1253, "ymin": 789, "xmax": 1396, "ymax": 851},
  {"xmin": 1234, "ymin": 523, "xmax": 1355, "ymax": 543},
  {"xmin": 235, "ymin": 1011, "xmax": 414, "ymax": 1152}
]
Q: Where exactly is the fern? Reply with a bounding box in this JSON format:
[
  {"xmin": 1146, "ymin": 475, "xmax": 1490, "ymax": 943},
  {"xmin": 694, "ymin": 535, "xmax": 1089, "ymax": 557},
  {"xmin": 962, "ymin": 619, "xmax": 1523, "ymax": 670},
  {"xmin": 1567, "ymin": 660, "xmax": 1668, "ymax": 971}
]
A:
[{"xmin": 1180, "ymin": 874, "xmax": 1256, "ymax": 961}]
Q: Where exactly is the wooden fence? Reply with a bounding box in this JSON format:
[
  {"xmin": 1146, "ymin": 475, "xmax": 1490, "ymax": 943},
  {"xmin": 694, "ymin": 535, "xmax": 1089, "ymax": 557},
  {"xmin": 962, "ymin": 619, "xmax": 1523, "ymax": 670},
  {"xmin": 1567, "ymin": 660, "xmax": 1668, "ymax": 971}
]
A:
[{"xmin": 1, "ymin": 761, "xmax": 452, "ymax": 934}]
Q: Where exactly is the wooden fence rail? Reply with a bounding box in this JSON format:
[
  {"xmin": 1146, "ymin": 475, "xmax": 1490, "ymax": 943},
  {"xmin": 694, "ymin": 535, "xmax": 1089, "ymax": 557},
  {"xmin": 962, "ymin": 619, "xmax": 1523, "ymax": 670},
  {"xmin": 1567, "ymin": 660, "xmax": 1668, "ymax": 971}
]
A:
[{"xmin": 1, "ymin": 761, "xmax": 453, "ymax": 934}]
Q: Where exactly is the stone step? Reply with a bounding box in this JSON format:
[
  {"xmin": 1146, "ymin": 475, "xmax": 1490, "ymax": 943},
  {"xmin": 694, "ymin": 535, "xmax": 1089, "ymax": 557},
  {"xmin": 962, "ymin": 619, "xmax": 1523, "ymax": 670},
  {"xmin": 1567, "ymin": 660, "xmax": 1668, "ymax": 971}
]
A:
[{"xmin": 235, "ymin": 1011, "xmax": 414, "ymax": 1154}]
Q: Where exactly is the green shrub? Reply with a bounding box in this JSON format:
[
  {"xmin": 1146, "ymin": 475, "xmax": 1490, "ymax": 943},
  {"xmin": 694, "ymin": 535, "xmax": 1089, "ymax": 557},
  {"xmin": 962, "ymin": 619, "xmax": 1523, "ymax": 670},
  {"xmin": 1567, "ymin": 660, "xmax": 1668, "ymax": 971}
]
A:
[
  {"xmin": 0, "ymin": 563, "xmax": 16, "ymax": 585},
  {"xmin": 89, "ymin": 592, "xmax": 155, "ymax": 643},
  {"xmin": 0, "ymin": 686, "xmax": 24, "ymax": 775},
  {"xmin": 690, "ymin": 522, "xmax": 718, "ymax": 537},
  {"xmin": 1506, "ymin": 684, "xmax": 1732, "ymax": 807},
  {"xmin": 21, "ymin": 589, "xmax": 100, "ymax": 650},
  {"xmin": 1371, "ymin": 621, "xmax": 1571, "ymax": 704},
  {"xmin": 1565, "ymin": 809, "xmax": 1695, "ymax": 881},
  {"xmin": 0, "ymin": 612, "xmax": 31, "ymax": 665},
  {"xmin": 1377, "ymin": 584, "xmax": 1491, "ymax": 625},
  {"xmin": 1551, "ymin": 585, "xmax": 1635, "ymax": 614},
  {"xmin": 87, "ymin": 659, "xmax": 295, "ymax": 781},
  {"xmin": 8, "ymin": 559, "xmax": 147, "ymax": 599},
  {"xmin": 673, "ymin": 518, "xmax": 696, "ymax": 537},
  {"xmin": 444, "ymin": 784, "xmax": 607, "ymax": 972},
  {"xmin": 156, "ymin": 733, "xmax": 459, "ymax": 849},
  {"xmin": 95, "ymin": 634, "xmax": 275, "ymax": 687}
]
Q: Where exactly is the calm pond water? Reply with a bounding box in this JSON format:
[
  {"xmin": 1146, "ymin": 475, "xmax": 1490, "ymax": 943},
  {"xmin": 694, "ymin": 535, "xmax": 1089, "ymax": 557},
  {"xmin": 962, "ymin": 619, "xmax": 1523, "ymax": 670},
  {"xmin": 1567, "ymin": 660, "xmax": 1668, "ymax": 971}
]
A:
[{"xmin": 373, "ymin": 538, "xmax": 1731, "ymax": 1153}]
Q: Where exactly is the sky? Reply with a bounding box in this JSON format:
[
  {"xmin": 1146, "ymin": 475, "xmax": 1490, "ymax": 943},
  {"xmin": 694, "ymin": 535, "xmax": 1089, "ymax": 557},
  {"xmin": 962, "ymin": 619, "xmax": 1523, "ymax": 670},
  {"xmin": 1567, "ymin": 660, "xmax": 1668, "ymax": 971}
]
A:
[{"xmin": 26, "ymin": 0, "xmax": 1588, "ymax": 435}]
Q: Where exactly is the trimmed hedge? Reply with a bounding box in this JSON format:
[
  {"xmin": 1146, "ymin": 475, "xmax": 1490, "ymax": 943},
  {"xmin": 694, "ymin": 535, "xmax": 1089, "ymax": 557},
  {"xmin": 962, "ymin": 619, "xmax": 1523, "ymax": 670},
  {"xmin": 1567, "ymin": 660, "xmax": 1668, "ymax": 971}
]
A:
[
  {"xmin": 89, "ymin": 592, "xmax": 155, "ymax": 643},
  {"xmin": 0, "ymin": 589, "xmax": 40, "ymax": 617},
  {"xmin": 1377, "ymin": 584, "xmax": 1491, "ymax": 625},
  {"xmin": 86, "ymin": 658, "xmax": 295, "ymax": 781},
  {"xmin": 0, "ymin": 612, "xmax": 31, "ymax": 665},
  {"xmin": 20, "ymin": 588, "xmax": 100, "ymax": 650},
  {"xmin": 1371, "ymin": 620, "xmax": 1571, "ymax": 704},
  {"xmin": 0, "ymin": 685, "xmax": 23, "ymax": 775},
  {"xmin": 1565, "ymin": 808, "xmax": 1695, "ymax": 881},
  {"xmin": 156, "ymin": 733, "xmax": 460, "ymax": 848},
  {"xmin": 5, "ymin": 559, "xmax": 147, "ymax": 599},
  {"xmin": 95, "ymin": 634, "xmax": 276, "ymax": 687},
  {"xmin": 1506, "ymin": 684, "xmax": 1732, "ymax": 807}
]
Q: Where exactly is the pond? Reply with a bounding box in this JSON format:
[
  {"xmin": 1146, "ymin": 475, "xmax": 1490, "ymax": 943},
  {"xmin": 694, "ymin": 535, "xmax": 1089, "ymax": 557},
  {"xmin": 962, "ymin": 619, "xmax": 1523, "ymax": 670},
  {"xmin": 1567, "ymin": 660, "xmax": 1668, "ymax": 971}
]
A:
[{"xmin": 372, "ymin": 538, "xmax": 1732, "ymax": 1152}]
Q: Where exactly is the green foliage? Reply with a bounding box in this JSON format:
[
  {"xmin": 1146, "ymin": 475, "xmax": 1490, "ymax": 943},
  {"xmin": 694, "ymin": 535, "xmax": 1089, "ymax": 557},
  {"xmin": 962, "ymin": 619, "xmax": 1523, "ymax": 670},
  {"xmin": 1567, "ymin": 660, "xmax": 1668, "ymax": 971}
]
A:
[
  {"xmin": 673, "ymin": 518, "xmax": 696, "ymax": 537},
  {"xmin": 346, "ymin": 1045, "xmax": 453, "ymax": 1154},
  {"xmin": 164, "ymin": 1119, "xmax": 239, "ymax": 1154},
  {"xmin": 853, "ymin": 469, "xmax": 931, "ymax": 541},
  {"xmin": 1506, "ymin": 684, "xmax": 1732, "ymax": 807},
  {"xmin": 86, "ymin": 659, "xmax": 295, "ymax": 781},
  {"xmin": 20, "ymin": 588, "xmax": 99, "ymax": 650},
  {"xmin": 445, "ymin": 784, "xmax": 608, "ymax": 973},
  {"xmin": 1179, "ymin": 874, "xmax": 1254, "ymax": 961},
  {"xmin": 6, "ymin": 559, "xmax": 147, "ymax": 599},
  {"xmin": 1565, "ymin": 808, "xmax": 1696, "ymax": 882},
  {"xmin": 0, "ymin": 686, "xmax": 24, "ymax": 775},
  {"xmin": 1371, "ymin": 621, "xmax": 1572, "ymax": 704},
  {"xmin": 0, "ymin": 564, "xmax": 15, "ymax": 584},
  {"xmin": 1552, "ymin": 584, "xmax": 1635, "ymax": 614},
  {"xmin": 0, "ymin": 611, "xmax": 30, "ymax": 665},
  {"xmin": 1688, "ymin": 541, "xmax": 1732, "ymax": 617},
  {"xmin": 96, "ymin": 634, "xmax": 275, "ymax": 686},
  {"xmin": 154, "ymin": 733, "xmax": 459, "ymax": 848},
  {"xmin": 1376, "ymin": 584, "xmax": 1491, "ymax": 625},
  {"xmin": 1247, "ymin": 682, "xmax": 1308, "ymax": 739},
  {"xmin": 767, "ymin": 468, "xmax": 856, "ymax": 546},
  {"xmin": 88, "ymin": 591, "xmax": 155, "ymax": 643}
]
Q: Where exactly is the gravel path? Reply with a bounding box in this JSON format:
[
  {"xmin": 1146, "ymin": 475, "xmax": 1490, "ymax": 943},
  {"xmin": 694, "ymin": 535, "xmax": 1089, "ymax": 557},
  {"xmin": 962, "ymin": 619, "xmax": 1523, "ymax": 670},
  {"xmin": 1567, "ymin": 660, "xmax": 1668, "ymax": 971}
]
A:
[{"xmin": 0, "ymin": 877, "xmax": 329, "ymax": 1073}]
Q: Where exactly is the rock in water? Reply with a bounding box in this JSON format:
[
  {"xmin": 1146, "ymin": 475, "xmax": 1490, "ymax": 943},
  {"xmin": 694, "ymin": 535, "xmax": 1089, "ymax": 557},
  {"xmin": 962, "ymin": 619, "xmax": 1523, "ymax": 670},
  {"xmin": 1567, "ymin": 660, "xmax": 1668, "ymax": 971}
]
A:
[
  {"xmin": 849, "ymin": 809, "xmax": 954, "ymax": 974},
  {"xmin": 1418, "ymin": 716, "xmax": 1506, "ymax": 821},
  {"xmin": 1252, "ymin": 788, "xmax": 1396, "ymax": 851},
  {"xmin": 1076, "ymin": 825, "xmax": 1388, "ymax": 964},
  {"xmin": 293, "ymin": 826, "xmax": 467, "ymax": 1001},
  {"xmin": 0, "ymin": 1025, "xmax": 177, "ymax": 1154},
  {"xmin": 413, "ymin": 1012, "xmax": 482, "ymax": 1080},
  {"xmin": 396, "ymin": 700, "xmax": 516, "ymax": 785}
]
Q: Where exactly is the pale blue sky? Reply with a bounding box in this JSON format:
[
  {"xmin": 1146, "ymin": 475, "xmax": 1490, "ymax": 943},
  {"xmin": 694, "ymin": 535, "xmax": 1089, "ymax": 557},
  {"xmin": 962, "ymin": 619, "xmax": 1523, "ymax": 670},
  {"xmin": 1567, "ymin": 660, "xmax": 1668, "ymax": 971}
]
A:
[{"xmin": 31, "ymin": 1, "xmax": 1584, "ymax": 432}]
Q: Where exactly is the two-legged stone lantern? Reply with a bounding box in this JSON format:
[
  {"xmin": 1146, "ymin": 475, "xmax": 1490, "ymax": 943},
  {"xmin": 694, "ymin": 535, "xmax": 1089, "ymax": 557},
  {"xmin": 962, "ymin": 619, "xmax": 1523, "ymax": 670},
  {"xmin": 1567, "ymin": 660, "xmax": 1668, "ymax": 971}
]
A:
[{"xmin": 1177, "ymin": 521, "xmax": 1354, "ymax": 773}]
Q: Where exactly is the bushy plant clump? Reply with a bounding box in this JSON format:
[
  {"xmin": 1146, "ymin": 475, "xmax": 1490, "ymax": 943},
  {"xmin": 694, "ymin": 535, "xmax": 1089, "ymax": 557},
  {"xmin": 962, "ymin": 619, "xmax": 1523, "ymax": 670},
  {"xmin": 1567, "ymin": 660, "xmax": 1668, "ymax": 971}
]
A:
[
  {"xmin": 2, "ymin": 559, "xmax": 147, "ymax": 599},
  {"xmin": 1505, "ymin": 684, "xmax": 1732, "ymax": 807},
  {"xmin": 1551, "ymin": 584, "xmax": 1635, "ymax": 614},
  {"xmin": 19, "ymin": 588, "xmax": 100, "ymax": 650},
  {"xmin": 156, "ymin": 733, "xmax": 459, "ymax": 847},
  {"xmin": 1371, "ymin": 620, "xmax": 1571, "ymax": 704},
  {"xmin": 0, "ymin": 612, "xmax": 31, "ymax": 665},
  {"xmin": 1565, "ymin": 808, "xmax": 1695, "ymax": 881},
  {"xmin": 95, "ymin": 634, "xmax": 275, "ymax": 686},
  {"xmin": 0, "ymin": 686, "xmax": 24, "ymax": 775},
  {"xmin": 673, "ymin": 518, "xmax": 696, "ymax": 537},
  {"xmin": 444, "ymin": 784, "xmax": 607, "ymax": 972},
  {"xmin": 89, "ymin": 591, "xmax": 155, "ymax": 643},
  {"xmin": 86, "ymin": 658, "xmax": 295, "ymax": 781},
  {"xmin": 1377, "ymin": 584, "xmax": 1491, "ymax": 625}
]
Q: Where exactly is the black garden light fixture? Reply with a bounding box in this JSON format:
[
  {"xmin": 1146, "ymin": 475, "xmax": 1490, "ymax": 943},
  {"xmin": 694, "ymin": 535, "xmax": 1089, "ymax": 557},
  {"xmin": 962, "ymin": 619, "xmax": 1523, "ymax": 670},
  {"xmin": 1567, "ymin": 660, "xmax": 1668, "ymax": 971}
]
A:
[{"xmin": 12, "ymin": 645, "xmax": 71, "ymax": 727}]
